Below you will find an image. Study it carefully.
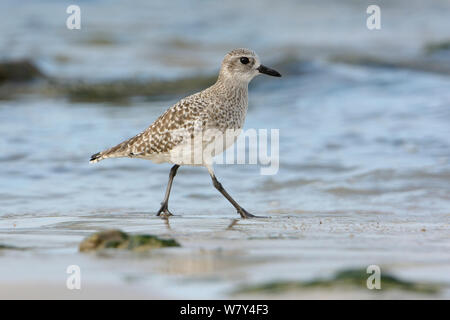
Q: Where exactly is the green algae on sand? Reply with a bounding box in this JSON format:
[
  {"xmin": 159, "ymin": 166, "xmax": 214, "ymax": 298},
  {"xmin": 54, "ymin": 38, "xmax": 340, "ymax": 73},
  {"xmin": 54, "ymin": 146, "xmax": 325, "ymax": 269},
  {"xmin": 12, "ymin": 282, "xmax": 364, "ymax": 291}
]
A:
[
  {"xmin": 0, "ymin": 60, "xmax": 44, "ymax": 84},
  {"xmin": 425, "ymin": 40, "xmax": 450, "ymax": 54},
  {"xmin": 0, "ymin": 244, "xmax": 26, "ymax": 251},
  {"xmin": 235, "ymin": 269, "xmax": 440, "ymax": 295},
  {"xmin": 65, "ymin": 75, "xmax": 216, "ymax": 103},
  {"xmin": 79, "ymin": 229, "xmax": 180, "ymax": 252},
  {"xmin": 0, "ymin": 58, "xmax": 216, "ymax": 103}
]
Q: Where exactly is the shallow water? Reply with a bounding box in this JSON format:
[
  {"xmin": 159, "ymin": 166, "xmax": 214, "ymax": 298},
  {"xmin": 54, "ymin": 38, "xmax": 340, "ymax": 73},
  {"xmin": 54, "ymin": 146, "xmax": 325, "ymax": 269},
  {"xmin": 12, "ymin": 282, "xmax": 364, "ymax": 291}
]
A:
[
  {"xmin": 1, "ymin": 0, "xmax": 450, "ymax": 299},
  {"xmin": 2, "ymin": 0, "xmax": 450, "ymax": 80}
]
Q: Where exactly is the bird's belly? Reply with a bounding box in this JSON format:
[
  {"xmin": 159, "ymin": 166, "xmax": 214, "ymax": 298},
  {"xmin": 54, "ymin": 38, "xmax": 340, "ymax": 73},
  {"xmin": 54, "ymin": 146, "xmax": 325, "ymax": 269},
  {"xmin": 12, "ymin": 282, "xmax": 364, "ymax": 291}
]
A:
[{"xmin": 157, "ymin": 128, "xmax": 242, "ymax": 166}]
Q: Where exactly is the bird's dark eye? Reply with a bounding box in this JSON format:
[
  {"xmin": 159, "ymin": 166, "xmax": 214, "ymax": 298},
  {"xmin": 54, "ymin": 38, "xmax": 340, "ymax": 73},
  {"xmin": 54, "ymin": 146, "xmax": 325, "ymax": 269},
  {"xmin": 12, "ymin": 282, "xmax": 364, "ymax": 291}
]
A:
[{"xmin": 240, "ymin": 57, "xmax": 249, "ymax": 64}]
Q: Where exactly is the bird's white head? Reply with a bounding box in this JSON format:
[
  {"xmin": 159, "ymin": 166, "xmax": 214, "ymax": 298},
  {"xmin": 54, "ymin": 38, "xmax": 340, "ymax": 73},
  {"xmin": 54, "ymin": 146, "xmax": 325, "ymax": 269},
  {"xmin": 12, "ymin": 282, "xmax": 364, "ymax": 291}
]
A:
[{"xmin": 218, "ymin": 48, "xmax": 281, "ymax": 84}]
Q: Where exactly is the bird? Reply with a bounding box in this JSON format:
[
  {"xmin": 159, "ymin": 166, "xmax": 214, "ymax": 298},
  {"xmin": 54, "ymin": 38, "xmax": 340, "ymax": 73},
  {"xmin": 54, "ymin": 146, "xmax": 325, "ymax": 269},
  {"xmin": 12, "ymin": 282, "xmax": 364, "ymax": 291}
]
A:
[{"xmin": 90, "ymin": 48, "xmax": 281, "ymax": 218}]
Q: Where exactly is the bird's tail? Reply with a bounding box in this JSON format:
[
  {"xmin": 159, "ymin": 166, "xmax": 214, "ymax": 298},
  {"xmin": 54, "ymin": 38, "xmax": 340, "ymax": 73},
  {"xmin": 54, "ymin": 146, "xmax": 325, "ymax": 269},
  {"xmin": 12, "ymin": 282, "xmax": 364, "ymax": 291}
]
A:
[
  {"xmin": 89, "ymin": 150, "xmax": 124, "ymax": 163},
  {"xmin": 89, "ymin": 152, "xmax": 105, "ymax": 163},
  {"xmin": 90, "ymin": 148, "xmax": 127, "ymax": 163},
  {"xmin": 89, "ymin": 139, "xmax": 132, "ymax": 164}
]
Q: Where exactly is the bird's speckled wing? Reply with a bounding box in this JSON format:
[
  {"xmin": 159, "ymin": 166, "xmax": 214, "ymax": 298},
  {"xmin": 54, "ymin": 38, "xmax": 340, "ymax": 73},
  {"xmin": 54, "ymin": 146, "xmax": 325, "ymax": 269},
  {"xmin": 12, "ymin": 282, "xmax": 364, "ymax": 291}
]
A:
[{"xmin": 90, "ymin": 93, "xmax": 209, "ymax": 162}]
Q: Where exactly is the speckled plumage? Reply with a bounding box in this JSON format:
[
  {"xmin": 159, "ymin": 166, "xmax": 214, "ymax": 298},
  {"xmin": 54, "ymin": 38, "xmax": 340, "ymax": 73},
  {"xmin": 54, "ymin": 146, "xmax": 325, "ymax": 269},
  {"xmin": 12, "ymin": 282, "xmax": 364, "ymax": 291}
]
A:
[
  {"xmin": 90, "ymin": 48, "xmax": 258, "ymax": 166},
  {"xmin": 90, "ymin": 48, "xmax": 281, "ymax": 218}
]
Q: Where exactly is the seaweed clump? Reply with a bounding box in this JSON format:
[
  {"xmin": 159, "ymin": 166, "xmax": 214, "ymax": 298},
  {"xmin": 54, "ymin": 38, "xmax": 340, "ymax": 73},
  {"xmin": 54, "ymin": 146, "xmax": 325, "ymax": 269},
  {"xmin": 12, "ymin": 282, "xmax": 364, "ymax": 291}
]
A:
[
  {"xmin": 0, "ymin": 60, "xmax": 44, "ymax": 84},
  {"xmin": 236, "ymin": 268, "xmax": 439, "ymax": 295},
  {"xmin": 79, "ymin": 229, "xmax": 180, "ymax": 252}
]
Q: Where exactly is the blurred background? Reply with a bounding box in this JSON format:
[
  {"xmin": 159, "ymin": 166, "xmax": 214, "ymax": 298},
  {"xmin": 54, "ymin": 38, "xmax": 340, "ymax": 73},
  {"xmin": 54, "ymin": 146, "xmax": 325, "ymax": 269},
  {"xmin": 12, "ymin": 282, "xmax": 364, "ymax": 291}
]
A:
[{"xmin": 0, "ymin": 0, "xmax": 449, "ymax": 299}]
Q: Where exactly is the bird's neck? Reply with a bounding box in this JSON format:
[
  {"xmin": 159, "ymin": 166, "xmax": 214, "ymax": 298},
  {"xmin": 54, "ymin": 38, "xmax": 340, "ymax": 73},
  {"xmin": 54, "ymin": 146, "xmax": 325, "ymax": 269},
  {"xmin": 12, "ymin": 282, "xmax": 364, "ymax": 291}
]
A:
[{"xmin": 213, "ymin": 76, "xmax": 249, "ymax": 95}]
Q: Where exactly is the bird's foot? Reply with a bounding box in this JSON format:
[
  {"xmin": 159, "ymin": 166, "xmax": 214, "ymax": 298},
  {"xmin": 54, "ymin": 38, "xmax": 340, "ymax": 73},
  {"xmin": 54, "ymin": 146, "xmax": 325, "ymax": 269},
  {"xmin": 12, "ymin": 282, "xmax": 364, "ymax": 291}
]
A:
[
  {"xmin": 156, "ymin": 204, "xmax": 174, "ymax": 218},
  {"xmin": 237, "ymin": 207, "xmax": 267, "ymax": 219}
]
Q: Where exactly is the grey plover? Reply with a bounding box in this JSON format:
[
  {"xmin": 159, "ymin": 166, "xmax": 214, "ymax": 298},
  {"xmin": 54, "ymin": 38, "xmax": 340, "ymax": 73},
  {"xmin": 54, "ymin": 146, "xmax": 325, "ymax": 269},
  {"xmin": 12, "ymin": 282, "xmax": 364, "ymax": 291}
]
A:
[{"xmin": 90, "ymin": 48, "xmax": 281, "ymax": 218}]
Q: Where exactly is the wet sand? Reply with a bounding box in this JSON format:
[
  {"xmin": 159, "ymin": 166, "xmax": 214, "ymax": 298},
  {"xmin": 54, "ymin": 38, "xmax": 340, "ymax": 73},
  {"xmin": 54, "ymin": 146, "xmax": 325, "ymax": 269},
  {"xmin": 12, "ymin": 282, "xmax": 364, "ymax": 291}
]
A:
[{"xmin": 1, "ymin": 211, "xmax": 448, "ymax": 299}]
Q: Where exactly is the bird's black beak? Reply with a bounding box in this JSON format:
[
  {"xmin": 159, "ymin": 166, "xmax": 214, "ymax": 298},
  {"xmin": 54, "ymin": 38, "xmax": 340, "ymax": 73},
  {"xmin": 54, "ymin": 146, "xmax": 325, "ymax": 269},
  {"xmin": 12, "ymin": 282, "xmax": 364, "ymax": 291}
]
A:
[{"xmin": 257, "ymin": 65, "xmax": 281, "ymax": 77}]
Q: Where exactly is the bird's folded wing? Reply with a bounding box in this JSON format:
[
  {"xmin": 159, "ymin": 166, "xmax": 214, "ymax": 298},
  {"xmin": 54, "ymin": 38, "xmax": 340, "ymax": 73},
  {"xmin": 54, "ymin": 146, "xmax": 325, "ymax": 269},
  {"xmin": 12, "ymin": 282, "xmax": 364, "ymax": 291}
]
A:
[{"xmin": 101, "ymin": 97, "xmax": 207, "ymax": 159}]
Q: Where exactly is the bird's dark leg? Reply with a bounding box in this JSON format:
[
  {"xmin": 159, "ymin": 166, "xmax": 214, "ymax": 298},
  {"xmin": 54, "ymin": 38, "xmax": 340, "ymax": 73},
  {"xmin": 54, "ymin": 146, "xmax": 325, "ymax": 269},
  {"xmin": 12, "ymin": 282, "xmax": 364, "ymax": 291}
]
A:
[
  {"xmin": 209, "ymin": 173, "xmax": 260, "ymax": 219},
  {"xmin": 156, "ymin": 164, "xmax": 180, "ymax": 217}
]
